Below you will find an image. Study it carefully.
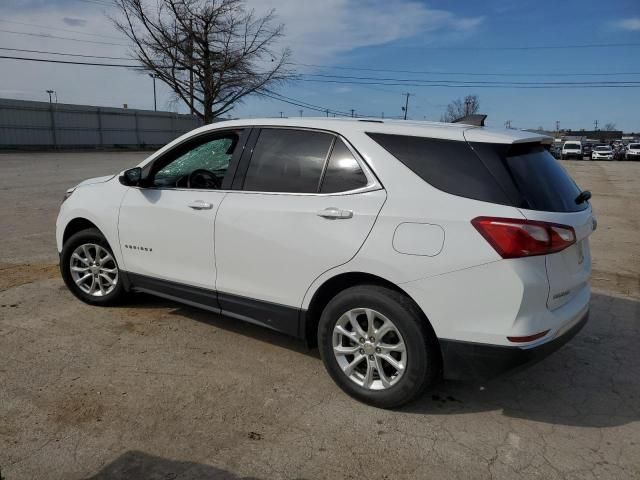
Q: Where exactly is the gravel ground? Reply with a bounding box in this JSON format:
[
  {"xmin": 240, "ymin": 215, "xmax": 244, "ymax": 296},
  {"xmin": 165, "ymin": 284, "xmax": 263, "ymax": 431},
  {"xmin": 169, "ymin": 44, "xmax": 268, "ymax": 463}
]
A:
[{"xmin": 1, "ymin": 152, "xmax": 639, "ymax": 480}]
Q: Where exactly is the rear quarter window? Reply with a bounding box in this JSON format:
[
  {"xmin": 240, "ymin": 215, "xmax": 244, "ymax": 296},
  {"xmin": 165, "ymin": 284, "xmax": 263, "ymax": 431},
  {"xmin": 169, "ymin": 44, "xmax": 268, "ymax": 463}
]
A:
[
  {"xmin": 366, "ymin": 133, "xmax": 512, "ymax": 206},
  {"xmin": 367, "ymin": 133, "xmax": 587, "ymax": 213}
]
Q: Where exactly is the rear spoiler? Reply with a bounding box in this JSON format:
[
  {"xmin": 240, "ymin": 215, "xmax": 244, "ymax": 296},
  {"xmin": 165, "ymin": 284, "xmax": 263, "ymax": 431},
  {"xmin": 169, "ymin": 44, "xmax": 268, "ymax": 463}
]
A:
[{"xmin": 453, "ymin": 114, "xmax": 487, "ymax": 127}]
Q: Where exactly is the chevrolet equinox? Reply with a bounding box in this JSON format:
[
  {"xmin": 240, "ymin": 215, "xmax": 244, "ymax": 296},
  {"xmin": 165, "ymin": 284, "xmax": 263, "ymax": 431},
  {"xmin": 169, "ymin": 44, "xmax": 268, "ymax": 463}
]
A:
[{"xmin": 57, "ymin": 118, "xmax": 594, "ymax": 408}]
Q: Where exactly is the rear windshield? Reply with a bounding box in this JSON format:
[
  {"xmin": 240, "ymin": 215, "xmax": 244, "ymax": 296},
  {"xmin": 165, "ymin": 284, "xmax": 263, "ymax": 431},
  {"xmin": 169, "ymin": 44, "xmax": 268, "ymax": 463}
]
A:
[
  {"xmin": 595, "ymin": 146, "xmax": 611, "ymax": 151},
  {"xmin": 367, "ymin": 133, "xmax": 587, "ymax": 213}
]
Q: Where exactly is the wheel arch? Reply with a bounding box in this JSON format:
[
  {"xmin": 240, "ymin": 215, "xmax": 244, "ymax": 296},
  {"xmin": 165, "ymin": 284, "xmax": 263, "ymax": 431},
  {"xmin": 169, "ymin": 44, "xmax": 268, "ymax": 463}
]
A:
[
  {"xmin": 302, "ymin": 271, "xmax": 440, "ymax": 356},
  {"xmin": 63, "ymin": 217, "xmax": 101, "ymax": 245}
]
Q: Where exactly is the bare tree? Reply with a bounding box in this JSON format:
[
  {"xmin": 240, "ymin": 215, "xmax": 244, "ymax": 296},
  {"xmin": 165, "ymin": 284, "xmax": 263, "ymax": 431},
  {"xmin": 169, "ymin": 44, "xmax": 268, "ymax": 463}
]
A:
[
  {"xmin": 603, "ymin": 122, "xmax": 617, "ymax": 131},
  {"xmin": 440, "ymin": 95, "xmax": 480, "ymax": 123},
  {"xmin": 112, "ymin": 0, "xmax": 291, "ymax": 123}
]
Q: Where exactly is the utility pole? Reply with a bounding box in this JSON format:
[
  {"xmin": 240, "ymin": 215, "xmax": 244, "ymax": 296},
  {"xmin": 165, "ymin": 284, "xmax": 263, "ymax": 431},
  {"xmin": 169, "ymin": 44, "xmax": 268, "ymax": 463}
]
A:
[
  {"xmin": 46, "ymin": 90, "xmax": 54, "ymax": 104},
  {"xmin": 350, "ymin": 109, "xmax": 355, "ymax": 118},
  {"xmin": 556, "ymin": 120, "xmax": 560, "ymax": 132},
  {"xmin": 594, "ymin": 120, "xmax": 599, "ymax": 131},
  {"xmin": 381, "ymin": 112, "xmax": 384, "ymax": 119},
  {"xmin": 325, "ymin": 109, "xmax": 329, "ymax": 117},
  {"xmin": 279, "ymin": 111, "xmax": 283, "ymax": 118},
  {"xmin": 505, "ymin": 120, "xmax": 512, "ymax": 129},
  {"xmin": 402, "ymin": 93, "xmax": 412, "ymax": 120},
  {"xmin": 299, "ymin": 109, "xmax": 303, "ymax": 117},
  {"xmin": 148, "ymin": 74, "xmax": 157, "ymax": 111}
]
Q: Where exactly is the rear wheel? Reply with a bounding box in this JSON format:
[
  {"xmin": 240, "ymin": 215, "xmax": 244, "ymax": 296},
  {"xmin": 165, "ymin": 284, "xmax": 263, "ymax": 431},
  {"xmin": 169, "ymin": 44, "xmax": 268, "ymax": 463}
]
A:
[
  {"xmin": 60, "ymin": 228, "xmax": 126, "ymax": 305},
  {"xmin": 318, "ymin": 285, "xmax": 440, "ymax": 408}
]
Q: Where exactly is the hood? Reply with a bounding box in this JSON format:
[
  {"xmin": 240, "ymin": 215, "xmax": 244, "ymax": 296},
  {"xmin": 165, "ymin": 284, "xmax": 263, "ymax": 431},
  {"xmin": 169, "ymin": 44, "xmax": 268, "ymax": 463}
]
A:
[{"xmin": 75, "ymin": 174, "xmax": 116, "ymax": 188}]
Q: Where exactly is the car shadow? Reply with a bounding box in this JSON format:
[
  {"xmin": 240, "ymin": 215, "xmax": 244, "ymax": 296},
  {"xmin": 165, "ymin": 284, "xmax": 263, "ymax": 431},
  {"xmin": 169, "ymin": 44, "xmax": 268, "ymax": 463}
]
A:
[
  {"xmin": 118, "ymin": 292, "xmax": 320, "ymax": 360},
  {"xmin": 401, "ymin": 292, "xmax": 640, "ymax": 428},
  {"xmin": 118, "ymin": 291, "xmax": 639, "ymax": 428},
  {"xmin": 84, "ymin": 450, "xmax": 261, "ymax": 480}
]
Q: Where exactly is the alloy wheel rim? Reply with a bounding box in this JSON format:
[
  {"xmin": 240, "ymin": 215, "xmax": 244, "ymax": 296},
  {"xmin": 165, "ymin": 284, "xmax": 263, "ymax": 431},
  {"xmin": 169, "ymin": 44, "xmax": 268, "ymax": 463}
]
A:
[
  {"xmin": 69, "ymin": 243, "xmax": 118, "ymax": 297},
  {"xmin": 332, "ymin": 308, "xmax": 407, "ymax": 390}
]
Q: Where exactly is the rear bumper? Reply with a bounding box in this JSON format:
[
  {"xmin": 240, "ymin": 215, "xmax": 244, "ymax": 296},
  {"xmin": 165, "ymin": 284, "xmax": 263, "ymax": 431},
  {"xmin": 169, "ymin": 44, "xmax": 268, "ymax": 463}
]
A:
[{"xmin": 440, "ymin": 309, "xmax": 588, "ymax": 380}]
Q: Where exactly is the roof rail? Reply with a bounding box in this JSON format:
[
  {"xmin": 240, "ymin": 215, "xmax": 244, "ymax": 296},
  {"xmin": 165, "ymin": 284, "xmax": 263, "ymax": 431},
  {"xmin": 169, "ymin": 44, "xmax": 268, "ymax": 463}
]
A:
[{"xmin": 453, "ymin": 114, "xmax": 487, "ymax": 127}]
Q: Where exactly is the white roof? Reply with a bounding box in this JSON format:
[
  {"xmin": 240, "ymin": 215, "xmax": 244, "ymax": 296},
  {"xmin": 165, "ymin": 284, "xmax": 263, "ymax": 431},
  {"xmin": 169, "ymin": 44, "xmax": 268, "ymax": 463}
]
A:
[{"xmin": 195, "ymin": 117, "xmax": 551, "ymax": 145}]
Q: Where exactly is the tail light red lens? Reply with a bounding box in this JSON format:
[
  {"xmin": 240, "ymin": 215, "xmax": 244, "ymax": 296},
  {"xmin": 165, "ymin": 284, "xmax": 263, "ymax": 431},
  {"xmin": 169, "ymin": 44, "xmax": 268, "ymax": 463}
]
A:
[{"xmin": 471, "ymin": 217, "xmax": 576, "ymax": 259}]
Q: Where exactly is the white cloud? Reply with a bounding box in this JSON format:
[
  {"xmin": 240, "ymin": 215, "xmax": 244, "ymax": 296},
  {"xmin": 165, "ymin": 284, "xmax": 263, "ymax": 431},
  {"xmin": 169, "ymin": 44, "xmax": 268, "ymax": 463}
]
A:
[
  {"xmin": 613, "ymin": 18, "xmax": 640, "ymax": 31},
  {"xmin": 247, "ymin": 0, "xmax": 484, "ymax": 62},
  {"xmin": 0, "ymin": 0, "xmax": 484, "ymax": 113}
]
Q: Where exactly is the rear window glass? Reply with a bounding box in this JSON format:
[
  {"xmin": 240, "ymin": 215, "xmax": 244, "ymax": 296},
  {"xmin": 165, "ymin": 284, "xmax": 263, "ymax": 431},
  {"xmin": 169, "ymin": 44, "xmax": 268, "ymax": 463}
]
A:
[
  {"xmin": 493, "ymin": 143, "xmax": 586, "ymax": 212},
  {"xmin": 367, "ymin": 133, "xmax": 587, "ymax": 213}
]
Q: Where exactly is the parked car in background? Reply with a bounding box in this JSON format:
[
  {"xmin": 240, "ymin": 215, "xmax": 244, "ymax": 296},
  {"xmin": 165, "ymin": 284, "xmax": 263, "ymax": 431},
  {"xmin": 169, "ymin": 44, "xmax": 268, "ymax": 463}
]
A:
[
  {"xmin": 561, "ymin": 141, "xmax": 583, "ymax": 160},
  {"xmin": 582, "ymin": 143, "xmax": 592, "ymax": 158},
  {"xmin": 626, "ymin": 143, "xmax": 640, "ymax": 160},
  {"xmin": 56, "ymin": 118, "xmax": 594, "ymax": 408},
  {"xmin": 592, "ymin": 145, "xmax": 614, "ymax": 160}
]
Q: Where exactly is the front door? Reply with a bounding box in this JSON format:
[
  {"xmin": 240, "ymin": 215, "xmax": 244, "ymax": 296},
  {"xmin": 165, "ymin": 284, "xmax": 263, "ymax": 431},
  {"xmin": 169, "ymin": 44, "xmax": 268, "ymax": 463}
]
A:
[{"xmin": 118, "ymin": 129, "xmax": 245, "ymax": 289}]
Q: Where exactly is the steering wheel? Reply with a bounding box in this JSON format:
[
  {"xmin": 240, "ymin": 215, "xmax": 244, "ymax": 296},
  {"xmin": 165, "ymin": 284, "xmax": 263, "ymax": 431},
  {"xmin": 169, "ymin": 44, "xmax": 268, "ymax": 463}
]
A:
[{"xmin": 187, "ymin": 169, "xmax": 221, "ymax": 189}]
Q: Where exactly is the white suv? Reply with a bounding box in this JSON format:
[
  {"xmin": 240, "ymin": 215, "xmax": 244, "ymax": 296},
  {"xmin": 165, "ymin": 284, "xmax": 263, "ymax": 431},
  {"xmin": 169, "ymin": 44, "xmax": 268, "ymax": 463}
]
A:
[{"xmin": 56, "ymin": 119, "xmax": 594, "ymax": 408}]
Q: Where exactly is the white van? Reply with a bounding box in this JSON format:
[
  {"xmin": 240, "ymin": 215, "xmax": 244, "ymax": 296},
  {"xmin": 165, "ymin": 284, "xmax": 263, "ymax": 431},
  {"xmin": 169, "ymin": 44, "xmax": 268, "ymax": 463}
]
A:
[{"xmin": 561, "ymin": 141, "xmax": 583, "ymax": 160}]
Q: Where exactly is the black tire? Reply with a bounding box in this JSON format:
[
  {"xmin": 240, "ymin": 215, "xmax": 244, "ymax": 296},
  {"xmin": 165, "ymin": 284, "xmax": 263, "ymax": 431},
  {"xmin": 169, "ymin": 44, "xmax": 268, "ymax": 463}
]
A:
[
  {"xmin": 60, "ymin": 228, "xmax": 126, "ymax": 306},
  {"xmin": 318, "ymin": 285, "xmax": 440, "ymax": 408}
]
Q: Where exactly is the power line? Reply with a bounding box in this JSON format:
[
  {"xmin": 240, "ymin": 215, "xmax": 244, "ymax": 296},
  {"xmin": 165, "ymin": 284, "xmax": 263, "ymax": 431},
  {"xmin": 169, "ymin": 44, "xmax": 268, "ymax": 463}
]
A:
[
  {"xmin": 0, "ymin": 47, "xmax": 132, "ymax": 61},
  {"xmin": 0, "ymin": 55, "xmax": 141, "ymax": 68},
  {"xmin": 0, "ymin": 19, "xmax": 123, "ymax": 40},
  {"xmin": 3, "ymin": 45, "xmax": 639, "ymax": 79},
  {"xmin": 296, "ymin": 78, "xmax": 640, "ymax": 89},
  {"xmin": 0, "ymin": 29, "xmax": 127, "ymax": 46},
  {"xmin": 261, "ymin": 91, "xmax": 352, "ymax": 117},
  {"xmin": 293, "ymin": 62, "xmax": 640, "ymax": 77},
  {"xmin": 303, "ymin": 73, "xmax": 640, "ymax": 86},
  {"xmin": 2, "ymin": 54, "xmax": 640, "ymax": 90},
  {"xmin": 75, "ymin": 0, "xmax": 116, "ymax": 6}
]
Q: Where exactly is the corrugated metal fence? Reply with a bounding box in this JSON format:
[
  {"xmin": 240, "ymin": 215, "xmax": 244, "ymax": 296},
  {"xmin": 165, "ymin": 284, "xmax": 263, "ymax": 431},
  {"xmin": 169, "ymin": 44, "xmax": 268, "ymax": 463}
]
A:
[{"xmin": 0, "ymin": 98, "xmax": 202, "ymax": 149}]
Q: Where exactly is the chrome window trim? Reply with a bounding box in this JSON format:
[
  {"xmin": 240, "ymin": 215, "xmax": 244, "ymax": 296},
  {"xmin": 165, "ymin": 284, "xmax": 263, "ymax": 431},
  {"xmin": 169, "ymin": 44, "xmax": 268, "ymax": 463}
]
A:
[{"xmin": 135, "ymin": 124, "xmax": 384, "ymax": 196}]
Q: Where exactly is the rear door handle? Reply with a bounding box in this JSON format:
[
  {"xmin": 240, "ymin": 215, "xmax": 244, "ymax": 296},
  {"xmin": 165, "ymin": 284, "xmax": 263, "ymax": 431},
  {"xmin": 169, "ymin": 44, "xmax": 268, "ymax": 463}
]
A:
[
  {"xmin": 188, "ymin": 200, "xmax": 213, "ymax": 210},
  {"xmin": 316, "ymin": 207, "xmax": 353, "ymax": 219}
]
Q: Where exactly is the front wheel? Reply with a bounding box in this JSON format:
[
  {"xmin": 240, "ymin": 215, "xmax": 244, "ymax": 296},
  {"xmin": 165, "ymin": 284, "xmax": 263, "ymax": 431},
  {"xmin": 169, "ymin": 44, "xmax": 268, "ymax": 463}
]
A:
[
  {"xmin": 318, "ymin": 285, "xmax": 440, "ymax": 408},
  {"xmin": 60, "ymin": 228, "xmax": 126, "ymax": 305}
]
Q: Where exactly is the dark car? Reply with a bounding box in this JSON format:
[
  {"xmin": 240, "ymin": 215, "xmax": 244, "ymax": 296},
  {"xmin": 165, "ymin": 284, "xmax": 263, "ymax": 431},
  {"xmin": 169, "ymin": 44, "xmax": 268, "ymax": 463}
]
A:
[
  {"xmin": 582, "ymin": 143, "xmax": 592, "ymax": 158},
  {"xmin": 548, "ymin": 144, "xmax": 562, "ymax": 159}
]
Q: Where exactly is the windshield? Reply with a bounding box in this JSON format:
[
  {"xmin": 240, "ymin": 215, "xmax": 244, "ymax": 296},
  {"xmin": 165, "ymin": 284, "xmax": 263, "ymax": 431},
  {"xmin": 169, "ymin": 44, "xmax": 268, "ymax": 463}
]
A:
[
  {"xmin": 629, "ymin": 144, "xmax": 640, "ymax": 149},
  {"xmin": 564, "ymin": 143, "xmax": 581, "ymax": 150}
]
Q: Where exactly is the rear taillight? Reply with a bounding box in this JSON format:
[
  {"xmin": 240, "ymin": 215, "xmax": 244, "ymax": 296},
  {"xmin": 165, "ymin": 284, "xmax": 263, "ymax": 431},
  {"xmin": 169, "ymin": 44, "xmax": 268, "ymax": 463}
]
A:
[{"xmin": 471, "ymin": 217, "xmax": 576, "ymax": 259}]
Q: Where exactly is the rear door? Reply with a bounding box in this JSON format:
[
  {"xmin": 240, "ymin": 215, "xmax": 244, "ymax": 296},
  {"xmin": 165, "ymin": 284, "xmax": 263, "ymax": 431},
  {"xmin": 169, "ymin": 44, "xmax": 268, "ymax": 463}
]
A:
[{"xmin": 214, "ymin": 128, "xmax": 386, "ymax": 333}]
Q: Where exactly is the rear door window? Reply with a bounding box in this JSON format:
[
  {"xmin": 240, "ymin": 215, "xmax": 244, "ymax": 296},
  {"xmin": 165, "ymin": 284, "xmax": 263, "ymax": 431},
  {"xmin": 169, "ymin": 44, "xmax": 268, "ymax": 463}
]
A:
[{"xmin": 243, "ymin": 129, "xmax": 333, "ymax": 193}]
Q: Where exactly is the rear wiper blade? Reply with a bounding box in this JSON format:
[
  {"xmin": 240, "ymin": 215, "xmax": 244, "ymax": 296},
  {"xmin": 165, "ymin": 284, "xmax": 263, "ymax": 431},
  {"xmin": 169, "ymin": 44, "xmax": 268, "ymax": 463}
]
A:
[{"xmin": 575, "ymin": 190, "xmax": 592, "ymax": 204}]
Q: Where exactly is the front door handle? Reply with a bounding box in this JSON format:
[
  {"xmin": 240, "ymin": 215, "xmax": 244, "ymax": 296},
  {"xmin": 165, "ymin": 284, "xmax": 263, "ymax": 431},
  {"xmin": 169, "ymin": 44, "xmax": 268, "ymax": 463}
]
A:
[
  {"xmin": 188, "ymin": 200, "xmax": 213, "ymax": 210},
  {"xmin": 316, "ymin": 207, "xmax": 353, "ymax": 219}
]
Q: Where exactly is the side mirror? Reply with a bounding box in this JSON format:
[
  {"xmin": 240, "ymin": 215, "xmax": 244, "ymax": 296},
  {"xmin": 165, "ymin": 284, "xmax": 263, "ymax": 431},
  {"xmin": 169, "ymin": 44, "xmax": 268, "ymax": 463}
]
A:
[{"xmin": 119, "ymin": 167, "xmax": 143, "ymax": 187}]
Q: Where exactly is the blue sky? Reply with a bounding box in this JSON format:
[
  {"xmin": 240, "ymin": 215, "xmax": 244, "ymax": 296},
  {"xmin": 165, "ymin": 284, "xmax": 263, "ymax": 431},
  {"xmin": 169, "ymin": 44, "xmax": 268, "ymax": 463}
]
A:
[{"xmin": 2, "ymin": 0, "xmax": 639, "ymax": 131}]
